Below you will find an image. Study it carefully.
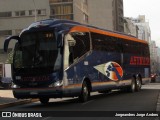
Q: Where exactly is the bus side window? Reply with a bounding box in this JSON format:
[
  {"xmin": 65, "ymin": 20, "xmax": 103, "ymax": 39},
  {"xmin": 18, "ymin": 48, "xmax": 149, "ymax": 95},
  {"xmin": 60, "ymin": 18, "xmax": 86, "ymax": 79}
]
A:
[
  {"xmin": 64, "ymin": 32, "xmax": 90, "ymax": 69},
  {"xmin": 71, "ymin": 32, "xmax": 90, "ymax": 60}
]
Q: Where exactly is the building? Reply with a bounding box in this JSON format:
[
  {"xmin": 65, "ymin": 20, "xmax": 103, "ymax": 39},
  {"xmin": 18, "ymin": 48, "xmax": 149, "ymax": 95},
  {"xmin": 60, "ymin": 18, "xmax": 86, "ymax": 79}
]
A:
[
  {"xmin": 112, "ymin": 0, "xmax": 124, "ymax": 32},
  {"xmin": 124, "ymin": 15, "xmax": 151, "ymax": 43},
  {"xmin": 157, "ymin": 48, "xmax": 160, "ymax": 74},
  {"xmin": 0, "ymin": 0, "xmax": 124, "ymax": 63},
  {"xmin": 124, "ymin": 17, "xmax": 139, "ymax": 37},
  {"xmin": 88, "ymin": 0, "xmax": 124, "ymax": 32},
  {"xmin": 49, "ymin": 0, "xmax": 89, "ymax": 24},
  {"xmin": 0, "ymin": 0, "xmax": 50, "ymax": 63},
  {"xmin": 150, "ymin": 41, "xmax": 158, "ymax": 73},
  {"xmin": 132, "ymin": 15, "xmax": 151, "ymax": 43}
]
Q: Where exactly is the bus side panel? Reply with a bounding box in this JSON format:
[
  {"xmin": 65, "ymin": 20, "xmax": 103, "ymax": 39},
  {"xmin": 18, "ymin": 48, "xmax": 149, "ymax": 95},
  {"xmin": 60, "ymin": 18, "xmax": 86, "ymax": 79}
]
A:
[
  {"xmin": 63, "ymin": 50, "xmax": 124, "ymax": 95},
  {"xmin": 123, "ymin": 53, "xmax": 150, "ymax": 83}
]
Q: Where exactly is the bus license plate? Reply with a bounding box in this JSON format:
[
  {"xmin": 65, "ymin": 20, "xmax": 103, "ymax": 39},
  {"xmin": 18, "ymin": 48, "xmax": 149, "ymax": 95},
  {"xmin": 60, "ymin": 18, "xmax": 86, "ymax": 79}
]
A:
[{"xmin": 30, "ymin": 92, "xmax": 38, "ymax": 95}]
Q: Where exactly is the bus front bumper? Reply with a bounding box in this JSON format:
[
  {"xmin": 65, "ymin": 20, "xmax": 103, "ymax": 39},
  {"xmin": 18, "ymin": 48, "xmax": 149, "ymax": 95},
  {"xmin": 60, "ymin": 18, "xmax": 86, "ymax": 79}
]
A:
[{"xmin": 13, "ymin": 87, "xmax": 63, "ymax": 99}]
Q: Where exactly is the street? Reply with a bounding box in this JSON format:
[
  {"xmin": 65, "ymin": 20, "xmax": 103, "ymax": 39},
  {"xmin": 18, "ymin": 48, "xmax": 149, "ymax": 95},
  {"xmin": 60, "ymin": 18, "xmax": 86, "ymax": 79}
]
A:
[
  {"xmin": 1, "ymin": 89, "xmax": 159, "ymax": 112},
  {"xmin": 1, "ymin": 81, "xmax": 160, "ymax": 120}
]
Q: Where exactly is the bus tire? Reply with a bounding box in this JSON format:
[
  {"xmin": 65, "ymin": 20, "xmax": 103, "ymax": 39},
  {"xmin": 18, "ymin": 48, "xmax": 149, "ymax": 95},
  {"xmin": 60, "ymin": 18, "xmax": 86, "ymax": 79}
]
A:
[
  {"xmin": 135, "ymin": 77, "xmax": 142, "ymax": 92},
  {"xmin": 127, "ymin": 78, "xmax": 136, "ymax": 92},
  {"xmin": 39, "ymin": 98, "xmax": 49, "ymax": 104},
  {"xmin": 79, "ymin": 81, "xmax": 90, "ymax": 103}
]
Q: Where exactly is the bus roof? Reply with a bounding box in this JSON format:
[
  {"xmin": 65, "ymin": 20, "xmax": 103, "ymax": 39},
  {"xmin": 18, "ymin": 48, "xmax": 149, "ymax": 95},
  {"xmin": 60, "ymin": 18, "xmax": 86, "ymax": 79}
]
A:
[
  {"xmin": 26, "ymin": 19, "xmax": 148, "ymax": 45},
  {"xmin": 69, "ymin": 25, "xmax": 148, "ymax": 45}
]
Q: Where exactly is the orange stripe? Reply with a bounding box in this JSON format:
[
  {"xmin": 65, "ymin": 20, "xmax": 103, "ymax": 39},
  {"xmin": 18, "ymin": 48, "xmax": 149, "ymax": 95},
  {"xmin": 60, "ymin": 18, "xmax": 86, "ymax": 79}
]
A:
[
  {"xmin": 69, "ymin": 25, "xmax": 148, "ymax": 45},
  {"xmin": 63, "ymin": 84, "xmax": 82, "ymax": 89},
  {"xmin": 69, "ymin": 26, "xmax": 89, "ymax": 32}
]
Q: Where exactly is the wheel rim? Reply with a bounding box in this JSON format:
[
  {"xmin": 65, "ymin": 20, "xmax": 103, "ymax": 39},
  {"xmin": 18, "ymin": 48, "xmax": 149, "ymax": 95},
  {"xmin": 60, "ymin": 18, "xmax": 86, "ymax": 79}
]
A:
[
  {"xmin": 131, "ymin": 80, "xmax": 135, "ymax": 92},
  {"xmin": 136, "ymin": 78, "xmax": 142, "ymax": 90},
  {"xmin": 83, "ymin": 85, "xmax": 88, "ymax": 101}
]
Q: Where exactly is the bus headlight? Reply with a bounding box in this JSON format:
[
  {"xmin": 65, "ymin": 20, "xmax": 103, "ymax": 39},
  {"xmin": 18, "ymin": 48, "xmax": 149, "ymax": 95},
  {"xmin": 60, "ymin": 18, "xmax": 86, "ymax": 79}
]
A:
[
  {"xmin": 49, "ymin": 81, "xmax": 63, "ymax": 87},
  {"xmin": 54, "ymin": 81, "xmax": 63, "ymax": 87},
  {"xmin": 12, "ymin": 83, "xmax": 20, "ymax": 88}
]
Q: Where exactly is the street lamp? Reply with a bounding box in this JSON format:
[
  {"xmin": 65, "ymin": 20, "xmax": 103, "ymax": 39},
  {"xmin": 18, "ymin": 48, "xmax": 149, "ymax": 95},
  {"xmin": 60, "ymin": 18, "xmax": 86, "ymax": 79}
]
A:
[{"xmin": 33, "ymin": 0, "xmax": 37, "ymax": 22}]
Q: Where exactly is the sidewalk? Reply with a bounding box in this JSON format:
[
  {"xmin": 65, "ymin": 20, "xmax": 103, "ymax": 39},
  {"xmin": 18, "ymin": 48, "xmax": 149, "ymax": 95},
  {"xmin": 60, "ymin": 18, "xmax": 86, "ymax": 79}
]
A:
[
  {"xmin": 0, "ymin": 89, "xmax": 17, "ymax": 104},
  {"xmin": 0, "ymin": 89, "xmax": 38, "ymax": 109}
]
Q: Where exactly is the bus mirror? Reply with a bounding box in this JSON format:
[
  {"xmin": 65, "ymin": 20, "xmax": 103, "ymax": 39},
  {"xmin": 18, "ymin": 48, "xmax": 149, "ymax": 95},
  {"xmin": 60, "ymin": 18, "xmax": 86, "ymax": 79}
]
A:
[
  {"xmin": 4, "ymin": 36, "xmax": 21, "ymax": 52},
  {"xmin": 66, "ymin": 34, "xmax": 76, "ymax": 47},
  {"xmin": 68, "ymin": 40, "xmax": 76, "ymax": 46}
]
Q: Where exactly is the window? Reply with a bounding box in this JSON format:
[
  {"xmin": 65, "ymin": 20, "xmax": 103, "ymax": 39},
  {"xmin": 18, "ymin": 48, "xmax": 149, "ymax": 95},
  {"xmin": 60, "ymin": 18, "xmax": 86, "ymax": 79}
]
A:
[
  {"xmin": 29, "ymin": 10, "xmax": 34, "ymax": 16},
  {"xmin": 0, "ymin": 30, "xmax": 12, "ymax": 36},
  {"xmin": 29, "ymin": 9, "xmax": 46, "ymax": 16},
  {"xmin": 50, "ymin": 4, "xmax": 73, "ymax": 15},
  {"xmin": 92, "ymin": 32, "xmax": 122, "ymax": 52},
  {"xmin": 122, "ymin": 40, "xmax": 141, "ymax": 55},
  {"xmin": 15, "ymin": 11, "xmax": 25, "ymax": 16},
  {"xmin": 64, "ymin": 32, "xmax": 90, "ymax": 67},
  {"xmin": 37, "ymin": 10, "xmax": 41, "ymax": 15},
  {"xmin": 70, "ymin": 32, "xmax": 90, "ymax": 60},
  {"xmin": 0, "ymin": 12, "xmax": 12, "ymax": 17},
  {"xmin": 50, "ymin": 4, "xmax": 73, "ymax": 20},
  {"xmin": 20, "ymin": 11, "xmax": 25, "ymax": 16},
  {"xmin": 37, "ymin": 9, "xmax": 46, "ymax": 15}
]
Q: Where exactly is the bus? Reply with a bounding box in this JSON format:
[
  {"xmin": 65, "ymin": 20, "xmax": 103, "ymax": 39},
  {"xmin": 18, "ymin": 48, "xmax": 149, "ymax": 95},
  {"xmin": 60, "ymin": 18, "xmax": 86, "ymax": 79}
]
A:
[{"xmin": 4, "ymin": 19, "xmax": 150, "ymax": 104}]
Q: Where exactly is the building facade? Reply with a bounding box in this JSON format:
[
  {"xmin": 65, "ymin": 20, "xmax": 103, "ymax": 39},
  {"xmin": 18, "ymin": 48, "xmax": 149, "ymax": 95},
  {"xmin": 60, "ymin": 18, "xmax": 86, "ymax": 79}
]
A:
[
  {"xmin": 112, "ymin": 0, "xmax": 124, "ymax": 32},
  {"xmin": 150, "ymin": 41, "xmax": 158, "ymax": 73},
  {"xmin": 0, "ymin": 0, "xmax": 50, "ymax": 63},
  {"xmin": 49, "ymin": 0, "xmax": 89, "ymax": 24},
  {"xmin": 88, "ymin": 0, "xmax": 124, "ymax": 32},
  {"xmin": 124, "ymin": 15, "xmax": 151, "ymax": 43},
  {"xmin": 124, "ymin": 17, "xmax": 139, "ymax": 37},
  {"xmin": 0, "ymin": 0, "xmax": 124, "ymax": 63},
  {"xmin": 132, "ymin": 15, "xmax": 151, "ymax": 43}
]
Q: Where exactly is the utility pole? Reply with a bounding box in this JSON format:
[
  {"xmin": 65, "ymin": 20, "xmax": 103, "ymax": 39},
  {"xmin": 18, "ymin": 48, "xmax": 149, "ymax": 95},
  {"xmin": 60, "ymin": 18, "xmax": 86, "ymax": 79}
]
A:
[{"xmin": 33, "ymin": 0, "xmax": 37, "ymax": 22}]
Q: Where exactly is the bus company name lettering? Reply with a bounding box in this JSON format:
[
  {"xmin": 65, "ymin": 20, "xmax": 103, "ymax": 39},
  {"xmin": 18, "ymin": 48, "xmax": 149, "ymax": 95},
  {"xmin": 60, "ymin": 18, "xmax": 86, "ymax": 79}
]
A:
[
  {"xmin": 130, "ymin": 56, "xmax": 150, "ymax": 65},
  {"xmin": 21, "ymin": 76, "xmax": 50, "ymax": 81}
]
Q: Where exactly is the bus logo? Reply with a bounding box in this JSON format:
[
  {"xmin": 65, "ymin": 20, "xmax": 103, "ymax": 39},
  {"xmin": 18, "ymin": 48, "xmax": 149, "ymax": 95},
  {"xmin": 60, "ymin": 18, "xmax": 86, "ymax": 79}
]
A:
[{"xmin": 94, "ymin": 61, "xmax": 123, "ymax": 81}]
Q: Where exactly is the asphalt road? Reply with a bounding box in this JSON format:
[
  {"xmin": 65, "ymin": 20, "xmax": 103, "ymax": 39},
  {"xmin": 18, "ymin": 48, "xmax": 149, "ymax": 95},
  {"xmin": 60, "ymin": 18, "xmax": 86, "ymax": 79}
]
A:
[
  {"xmin": 1, "ymin": 84, "xmax": 160, "ymax": 120},
  {"xmin": 1, "ymin": 89, "xmax": 159, "ymax": 111}
]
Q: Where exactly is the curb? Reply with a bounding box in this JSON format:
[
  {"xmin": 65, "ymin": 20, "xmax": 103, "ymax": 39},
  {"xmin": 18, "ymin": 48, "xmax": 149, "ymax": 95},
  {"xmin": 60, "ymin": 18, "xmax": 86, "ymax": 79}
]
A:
[{"xmin": 0, "ymin": 99, "xmax": 39, "ymax": 109}]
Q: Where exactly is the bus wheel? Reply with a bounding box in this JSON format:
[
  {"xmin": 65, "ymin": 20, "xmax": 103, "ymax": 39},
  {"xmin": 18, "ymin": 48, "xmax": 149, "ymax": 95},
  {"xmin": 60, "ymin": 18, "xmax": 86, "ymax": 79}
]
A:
[
  {"xmin": 79, "ymin": 81, "xmax": 90, "ymax": 103},
  {"xmin": 39, "ymin": 98, "xmax": 49, "ymax": 104},
  {"xmin": 127, "ymin": 78, "xmax": 136, "ymax": 92},
  {"xmin": 136, "ymin": 77, "xmax": 142, "ymax": 92}
]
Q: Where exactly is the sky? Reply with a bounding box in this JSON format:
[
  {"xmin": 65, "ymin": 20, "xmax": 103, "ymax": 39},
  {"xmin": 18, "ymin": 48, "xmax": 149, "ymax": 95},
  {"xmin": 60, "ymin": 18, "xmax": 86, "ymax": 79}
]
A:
[{"xmin": 123, "ymin": 0, "xmax": 160, "ymax": 46}]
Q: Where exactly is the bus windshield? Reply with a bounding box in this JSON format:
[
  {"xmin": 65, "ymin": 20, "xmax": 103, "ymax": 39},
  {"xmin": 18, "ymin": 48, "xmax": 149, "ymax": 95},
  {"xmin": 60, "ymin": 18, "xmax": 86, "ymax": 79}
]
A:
[{"xmin": 14, "ymin": 31, "xmax": 62, "ymax": 71}]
